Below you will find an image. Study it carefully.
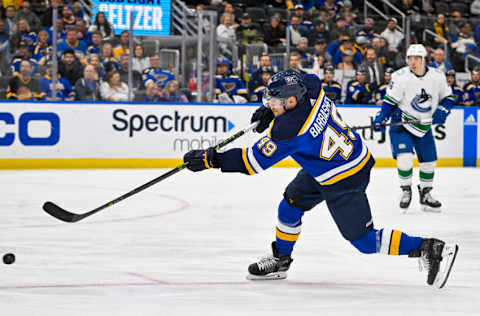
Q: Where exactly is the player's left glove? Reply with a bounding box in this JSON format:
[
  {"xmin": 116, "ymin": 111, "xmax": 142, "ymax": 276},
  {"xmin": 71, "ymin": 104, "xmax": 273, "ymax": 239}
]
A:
[
  {"xmin": 373, "ymin": 111, "xmax": 388, "ymax": 132},
  {"xmin": 183, "ymin": 147, "xmax": 219, "ymax": 172},
  {"xmin": 251, "ymin": 105, "xmax": 274, "ymax": 133},
  {"xmin": 432, "ymin": 105, "xmax": 450, "ymax": 125}
]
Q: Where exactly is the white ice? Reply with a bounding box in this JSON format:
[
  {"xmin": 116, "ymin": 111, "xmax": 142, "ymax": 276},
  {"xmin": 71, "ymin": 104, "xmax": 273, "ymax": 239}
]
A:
[{"xmin": 0, "ymin": 167, "xmax": 479, "ymax": 316}]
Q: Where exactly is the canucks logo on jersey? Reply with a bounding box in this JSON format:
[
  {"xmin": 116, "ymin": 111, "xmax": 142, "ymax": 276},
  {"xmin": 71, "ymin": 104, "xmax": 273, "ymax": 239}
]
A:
[{"xmin": 411, "ymin": 88, "xmax": 432, "ymax": 113}]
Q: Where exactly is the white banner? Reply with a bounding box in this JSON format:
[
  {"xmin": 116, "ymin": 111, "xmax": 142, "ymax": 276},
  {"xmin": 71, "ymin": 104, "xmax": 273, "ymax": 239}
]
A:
[{"xmin": 0, "ymin": 102, "xmax": 466, "ymax": 167}]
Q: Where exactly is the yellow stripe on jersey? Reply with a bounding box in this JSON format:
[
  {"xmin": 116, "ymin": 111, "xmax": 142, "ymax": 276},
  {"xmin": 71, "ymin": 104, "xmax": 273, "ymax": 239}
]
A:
[
  {"xmin": 298, "ymin": 89, "xmax": 325, "ymax": 135},
  {"xmin": 319, "ymin": 150, "xmax": 371, "ymax": 185},
  {"xmin": 267, "ymin": 119, "xmax": 275, "ymax": 138},
  {"xmin": 389, "ymin": 230, "xmax": 402, "ymax": 255},
  {"xmin": 276, "ymin": 228, "xmax": 300, "ymax": 242},
  {"xmin": 241, "ymin": 148, "xmax": 255, "ymax": 175}
]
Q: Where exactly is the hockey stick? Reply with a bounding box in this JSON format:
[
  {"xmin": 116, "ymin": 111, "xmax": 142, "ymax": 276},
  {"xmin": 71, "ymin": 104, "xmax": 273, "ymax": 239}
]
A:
[
  {"xmin": 352, "ymin": 119, "xmax": 424, "ymax": 131},
  {"xmin": 43, "ymin": 121, "xmax": 259, "ymax": 223}
]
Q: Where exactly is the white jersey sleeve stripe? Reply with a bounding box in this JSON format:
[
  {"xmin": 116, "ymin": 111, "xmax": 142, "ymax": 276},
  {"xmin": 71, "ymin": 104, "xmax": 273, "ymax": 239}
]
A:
[{"xmin": 247, "ymin": 147, "xmax": 264, "ymax": 174}]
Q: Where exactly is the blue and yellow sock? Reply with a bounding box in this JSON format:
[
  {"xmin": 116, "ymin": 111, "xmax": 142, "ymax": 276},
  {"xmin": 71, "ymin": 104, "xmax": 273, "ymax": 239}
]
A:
[
  {"xmin": 275, "ymin": 199, "xmax": 304, "ymax": 255},
  {"xmin": 350, "ymin": 228, "xmax": 423, "ymax": 255}
]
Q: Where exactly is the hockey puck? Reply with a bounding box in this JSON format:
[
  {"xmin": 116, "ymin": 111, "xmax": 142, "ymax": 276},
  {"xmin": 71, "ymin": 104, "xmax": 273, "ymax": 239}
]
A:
[{"xmin": 3, "ymin": 253, "xmax": 15, "ymax": 265}]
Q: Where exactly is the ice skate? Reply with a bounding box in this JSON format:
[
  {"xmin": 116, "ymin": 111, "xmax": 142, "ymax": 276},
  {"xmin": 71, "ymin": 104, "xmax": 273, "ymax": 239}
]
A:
[
  {"xmin": 418, "ymin": 185, "xmax": 442, "ymax": 212},
  {"xmin": 247, "ymin": 242, "xmax": 293, "ymax": 280},
  {"xmin": 409, "ymin": 238, "xmax": 459, "ymax": 289},
  {"xmin": 399, "ymin": 185, "xmax": 412, "ymax": 210}
]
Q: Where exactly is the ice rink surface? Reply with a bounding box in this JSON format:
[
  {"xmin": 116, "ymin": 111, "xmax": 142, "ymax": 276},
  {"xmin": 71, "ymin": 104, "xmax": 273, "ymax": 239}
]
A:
[{"xmin": 1, "ymin": 167, "xmax": 479, "ymax": 316}]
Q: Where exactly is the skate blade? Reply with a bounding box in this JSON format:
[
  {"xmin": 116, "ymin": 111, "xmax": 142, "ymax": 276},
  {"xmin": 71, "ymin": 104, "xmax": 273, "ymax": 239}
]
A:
[
  {"xmin": 434, "ymin": 244, "xmax": 459, "ymax": 289},
  {"xmin": 246, "ymin": 272, "xmax": 287, "ymax": 280},
  {"xmin": 421, "ymin": 205, "xmax": 442, "ymax": 213}
]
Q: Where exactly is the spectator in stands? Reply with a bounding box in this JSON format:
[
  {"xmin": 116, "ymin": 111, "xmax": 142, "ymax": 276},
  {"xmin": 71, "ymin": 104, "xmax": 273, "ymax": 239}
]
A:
[
  {"xmin": 5, "ymin": 6, "xmax": 17, "ymax": 36},
  {"xmin": 249, "ymin": 67, "xmax": 273, "ymax": 103},
  {"xmin": 215, "ymin": 57, "xmax": 248, "ymax": 103},
  {"xmin": 312, "ymin": 38, "xmax": 332, "ymax": 63},
  {"xmin": 118, "ymin": 54, "xmax": 143, "ymax": 91},
  {"xmin": 449, "ymin": 11, "xmax": 463, "ymax": 40},
  {"xmin": 265, "ymin": 0, "xmax": 293, "ymax": 9},
  {"xmin": 320, "ymin": 65, "xmax": 342, "ymax": 103},
  {"xmin": 58, "ymin": 29, "xmax": 87, "ymax": 59},
  {"xmin": 398, "ymin": 0, "xmax": 415, "ymax": 15},
  {"xmin": 446, "ymin": 69, "xmax": 464, "ymax": 106},
  {"xmin": 222, "ymin": 2, "xmax": 237, "ymax": 22},
  {"xmin": 361, "ymin": 47, "xmax": 383, "ymax": 88},
  {"xmin": 288, "ymin": 51, "xmax": 307, "ymax": 73},
  {"xmin": 89, "ymin": 12, "xmax": 114, "ymax": 42},
  {"xmin": 0, "ymin": 19, "xmax": 10, "ymax": 45},
  {"xmin": 336, "ymin": 48, "xmax": 355, "ymax": 70},
  {"xmin": 427, "ymin": 48, "xmax": 453, "ymax": 73},
  {"xmin": 236, "ymin": 13, "xmax": 263, "ymax": 46},
  {"xmin": 451, "ymin": 22, "xmax": 476, "ymax": 71},
  {"xmin": 160, "ymin": 80, "xmax": 189, "ymax": 102},
  {"xmin": 87, "ymin": 54, "xmax": 105, "ymax": 80},
  {"xmin": 41, "ymin": 0, "xmax": 61, "ymax": 28},
  {"xmin": 7, "ymin": 59, "xmax": 43, "ymax": 100},
  {"xmin": 295, "ymin": 37, "xmax": 314, "ymax": 68},
  {"xmin": 463, "ymin": 66, "xmax": 480, "ymax": 106},
  {"xmin": 15, "ymin": 18, "xmax": 37, "ymax": 50},
  {"xmin": 248, "ymin": 53, "xmax": 272, "ymax": 94},
  {"xmin": 100, "ymin": 42, "xmax": 117, "ymax": 65},
  {"xmin": 380, "ymin": 17, "xmax": 403, "ymax": 53},
  {"xmin": 113, "ymin": 30, "xmax": 130, "ymax": 58},
  {"xmin": 345, "ymin": 66, "xmax": 375, "ymax": 104},
  {"xmin": 263, "ymin": 15, "xmax": 285, "ymax": 47},
  {"xmin": 72, "ymin": 1, "xmax": 85, "ymax": 22},
  {"xmin": 328, "ymin": 15, "xmax": 353, "ymax": 43},
  {"xmin": 0, "ymin": 33, "xmax": 20, "ymax": 65},
  {"xmin": 100, "ymin": 70, "xmax": 129, "ymax": 101},
  {"xmin": 75, "ymin": 19, "xmax": 92, "ymax": 47},
  {"xmin": 143, "ymin": 54, "xmax": 175, "ymax": 90},
  {"xmin": 62, "ymin": 5, "xmax": 77, "ymax": 30},
  {"xmin": 356, "ymin": 18, "xmax": 378, "ymax": 41},
  {"xmin": 333, "ymin": 37, "xmax": 362, "ymax": 66},
  {"xmin": 74, "ymin": 64, "xmax": 101, "ymax": 101},
  {"xmin": 294, "ymin": 4, "xmax": 313, "ymax": 28},
  {"xmin": 87, "ymin": 31, "xmax": 102, "ymax": 55},
  {"xmin": 287, "ymin": 15, "xmax": 308, "ymax": 46},
  {"xmin": 32, "ymin": 29, "xmax": 51, "ymax": 65},
  {"xmin": 10, "ymin": 40, "xmax": 38, "ymax": 74},
  {"xmin": 15, "ymin": 1, "xmax": 41, "ymax": 32},
  {"xmin": 375, "ymin": 67, "xmax": 393, "ymax": 106},
  {"xmin": 471, "ymin": 0, "xmax": 480, "ymax": 16},
  {"xmin": 45, "ymin": 17, "xmax": 66, "ymax": 45},
  {"xmin": 40, "ymin": 61, "xmax": 76, "ymax": 101},
  {"xmin": 132, "ymin": 44, "xmax": 150, "ymax": 74},
  {"xmin": 308, "ymin": 19, "xmax": 329, "ymax": 46},
  {"xmin": 430, "ymin": 13, "xmax": 449, "ymax": 48},
  {"xmin": 216, "ymin": 13, "xmax": 237, "ymax": 60},
  {"xmin": 58, "ymin": 49, "xmax": 83, "ymax": 86},
  {"xmin": 319, "ymin": 0, "xmax": 341, "ymax": 19},
  {"xmin": 354, "ymin": 35, "xmax": 370, "ymax": 58},
  {"xmin": 144, "ymin": 81, "xmax": 162, "ymax": 102}
]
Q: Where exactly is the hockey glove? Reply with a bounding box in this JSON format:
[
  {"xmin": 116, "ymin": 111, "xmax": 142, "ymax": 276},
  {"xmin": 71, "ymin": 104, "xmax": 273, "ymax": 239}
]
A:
[
  {"xmin": 184, "ymin": 147, "xmax": 219, "ymax": 172},
  {"xmin": 432, "ymin": 105, "xmax": 450, "ymax": 125},
  {"xmin": 373, "ymin": 111, "xmax": 388, "ymax": 132},
  {"xmin": 251, "ymin": 105, "xmax": 274, "ymax": 133}
]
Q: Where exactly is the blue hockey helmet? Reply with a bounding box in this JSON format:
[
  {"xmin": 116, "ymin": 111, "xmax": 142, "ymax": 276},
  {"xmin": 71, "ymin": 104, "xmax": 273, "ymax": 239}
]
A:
[{"xmin": 263, "ymin": 69, "xmax": 307, "ymax": 108}]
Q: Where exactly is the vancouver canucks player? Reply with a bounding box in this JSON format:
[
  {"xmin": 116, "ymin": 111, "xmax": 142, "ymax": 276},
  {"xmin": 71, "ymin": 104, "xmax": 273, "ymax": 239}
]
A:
[
  {"xmin": 183, "ymin": 69, "xmax": 458, "ymax": 288},
  {"xmin": 373, "ymin": 44, "xmax": 454, "ymax": 212}
]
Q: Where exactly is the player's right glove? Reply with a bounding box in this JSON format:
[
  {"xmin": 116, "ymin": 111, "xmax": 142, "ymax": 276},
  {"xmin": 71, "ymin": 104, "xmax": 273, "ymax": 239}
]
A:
[
  {"xmin": 183, "ymin": 147, "xmax": 219, "ymax": 172},
  {"xmin": 251, "ymin": 105, "xmax": 274, "ymax": 133},
  {"xmin": 373, "ymin": 111, "xmax": 388, "ymax": 132}
]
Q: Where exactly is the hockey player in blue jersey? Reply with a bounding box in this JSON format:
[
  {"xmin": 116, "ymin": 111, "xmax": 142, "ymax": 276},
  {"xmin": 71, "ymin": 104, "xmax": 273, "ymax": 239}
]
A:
[
  {"xmin": 142, "ymin": 54, "xmax": 175, "ymax": 90},
  {"xmin": 215, "ymin": 58, "xmax": 248, "ymax": 102},
  {"xmin": 462, "ymin": 66, "xmax": 480, "ymax": 106},
  {"xmin": 375, "ymin": 67, "xmax": 393, "ymax": 106},
  {"xmin": 446, "ymin": 70, "xmax": 464, "ymax": 105},
  {"xmin": 345, "ymin": 66, "xmax": 375, "ymax": 104},
  {"xmin": 183, "ymin": 69, "xmax": 458, "ymax": 288},
  {"xmin": 320, "ymin": 65, "xmax": 342, "ymax": 103}
]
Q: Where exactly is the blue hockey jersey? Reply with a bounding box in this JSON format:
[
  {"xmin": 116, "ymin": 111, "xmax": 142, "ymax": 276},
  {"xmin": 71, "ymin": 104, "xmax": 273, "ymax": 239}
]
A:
[
  {"xmin": 215, "ymin": 75, "xmax": 248, "ymax": 98},
  {"xmin": 218, "ymin": 75, "xmax": 372, "ymax": 186},
  {"xmin": 143, "ymin": 68, "xmax": 175, "ymax": 89}
]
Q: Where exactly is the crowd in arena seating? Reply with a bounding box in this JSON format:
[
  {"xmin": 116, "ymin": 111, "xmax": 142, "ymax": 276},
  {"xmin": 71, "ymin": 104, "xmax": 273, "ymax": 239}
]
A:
[{"xmin": 3, "ymin": 0, "xmax": 480, "ymax": 105}]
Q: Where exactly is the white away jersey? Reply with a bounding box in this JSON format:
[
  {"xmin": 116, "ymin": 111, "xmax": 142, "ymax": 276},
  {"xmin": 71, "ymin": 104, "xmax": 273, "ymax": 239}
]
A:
[{"xmin": 385, "ymin": 66, "xmax": 453, "ymax": 137}]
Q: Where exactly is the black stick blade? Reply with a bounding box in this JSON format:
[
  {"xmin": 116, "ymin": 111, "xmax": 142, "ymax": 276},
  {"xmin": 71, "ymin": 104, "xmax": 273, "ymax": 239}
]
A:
[{"xmin": 43, "ymin": 202, "xmax": 82, "ymax": 223}]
